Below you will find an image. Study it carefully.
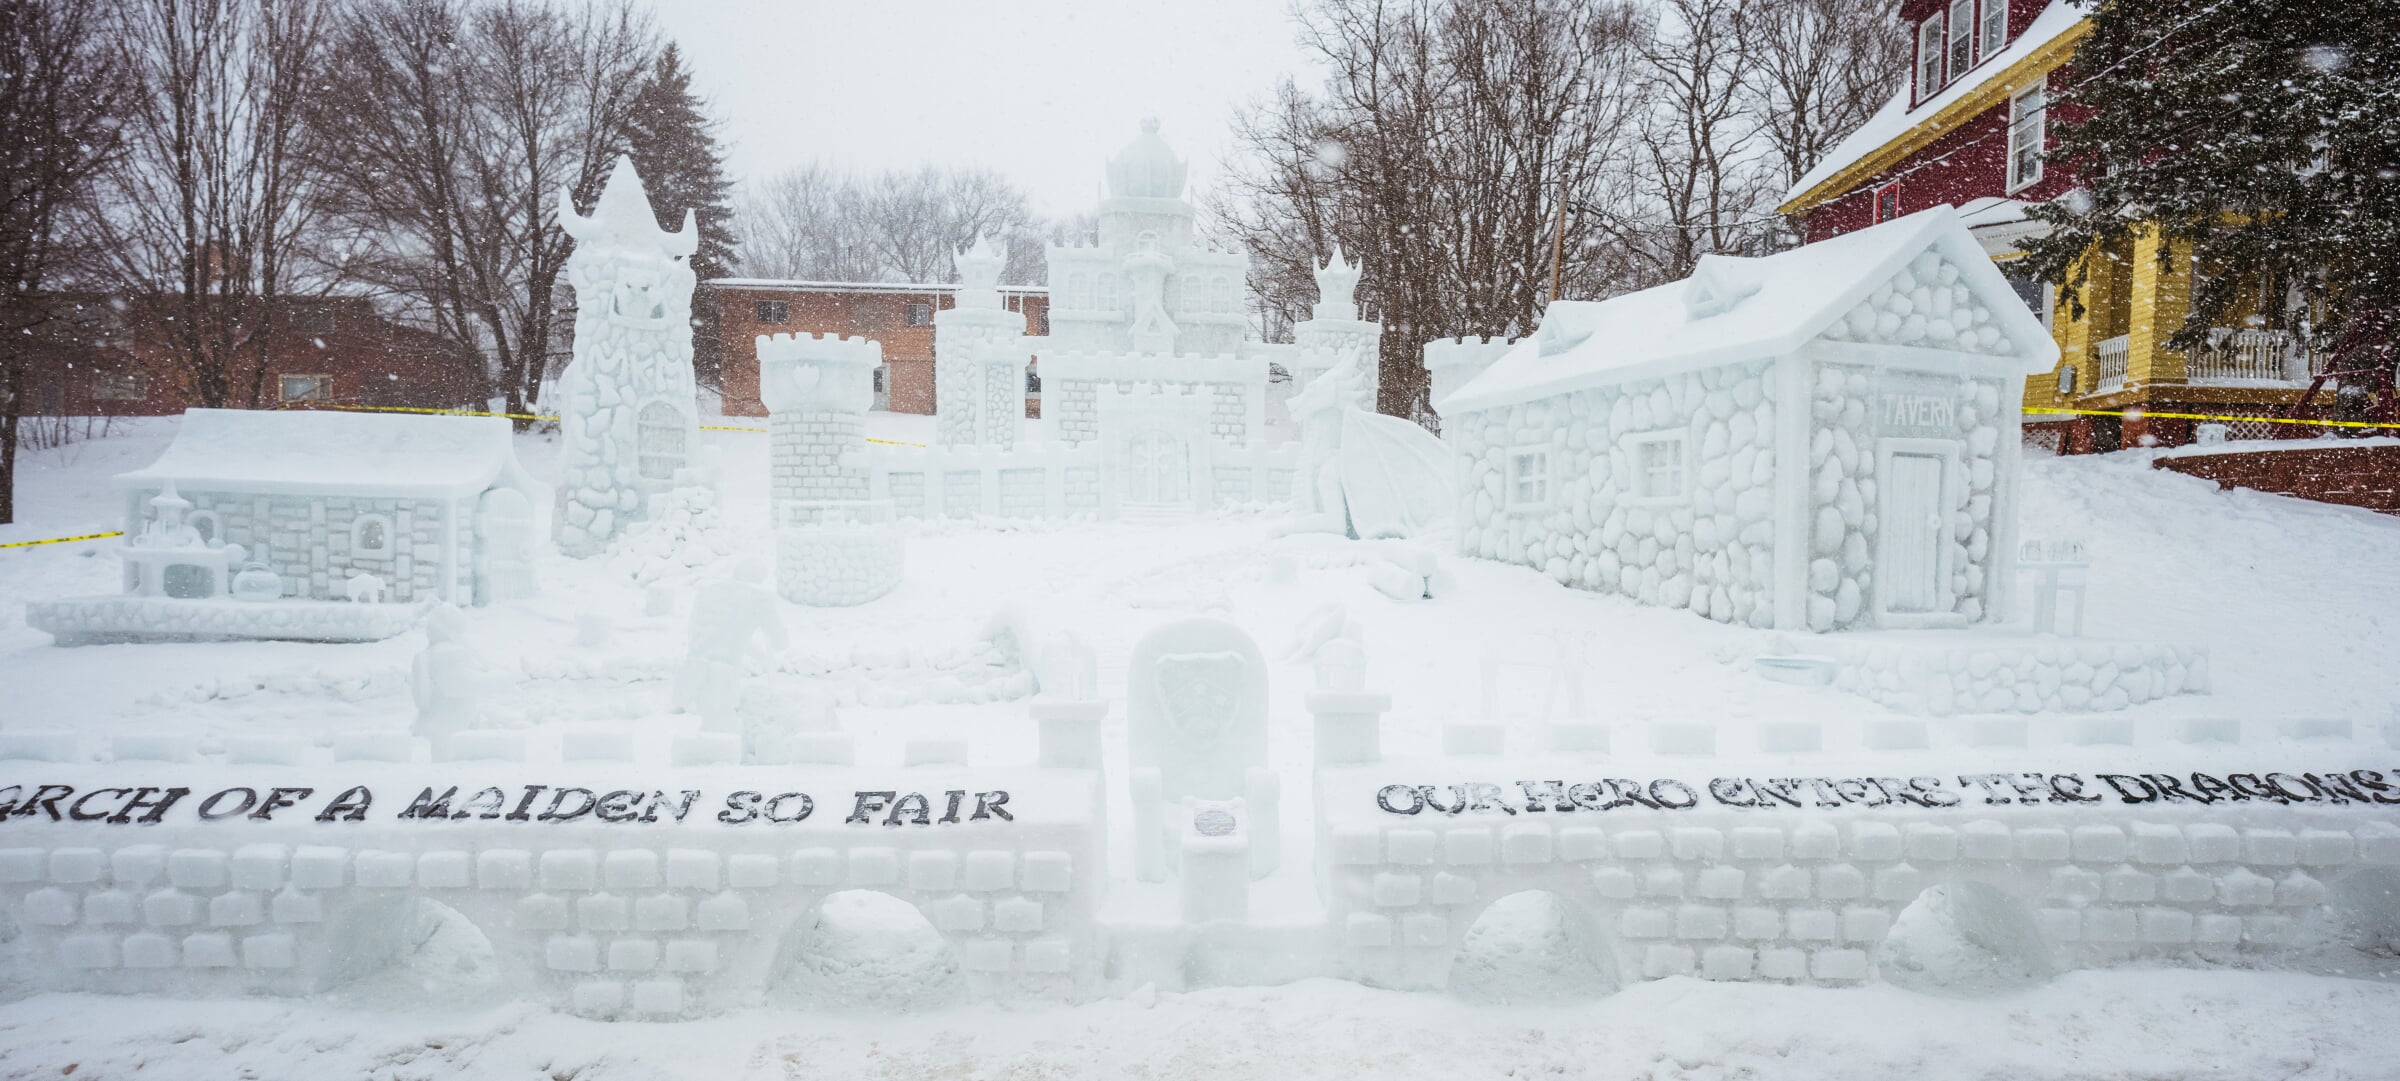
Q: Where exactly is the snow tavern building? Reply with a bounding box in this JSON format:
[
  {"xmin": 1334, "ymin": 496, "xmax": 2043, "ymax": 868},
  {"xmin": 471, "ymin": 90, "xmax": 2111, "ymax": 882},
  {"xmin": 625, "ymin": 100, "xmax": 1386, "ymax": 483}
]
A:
[{"xmin": 1437, "ymin": 207, "xmax": 2058, "ymax": 632}]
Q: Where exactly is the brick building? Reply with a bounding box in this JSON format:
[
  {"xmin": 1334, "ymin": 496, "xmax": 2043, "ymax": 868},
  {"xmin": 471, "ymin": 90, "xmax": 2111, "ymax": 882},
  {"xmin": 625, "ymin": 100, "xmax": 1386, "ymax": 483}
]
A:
[
  {"xmin": 705, "ymin": 279, "xmax": 1048, "ymax": 417},
  {"xmin": 1779, "ymin": 0, "xmax": 2330, "ymax": 453},
  {"xmin": 15, "ymin": 295, "xmax": 484, "ymax": 417}
]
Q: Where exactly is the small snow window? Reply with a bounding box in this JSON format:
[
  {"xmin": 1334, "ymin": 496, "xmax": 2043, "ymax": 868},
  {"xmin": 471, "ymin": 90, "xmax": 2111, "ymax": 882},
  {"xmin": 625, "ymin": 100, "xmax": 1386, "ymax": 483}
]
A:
[
  {"xmin": 1945, "ymin": 0, "xmax": 1973, "ymax": 81},
  {"xmin": 351, "ymin": 513, "xmax": 393, "ymax": 557},
  {"xmin": 637, "ymin": 401, "xmax": 686, "ymax": 481},
  {"xmin": 1506, "ymin": 447, "xmax": 1550, "ymax": 510},
  {"xmin": 1068, "ymin": 272, "xmax": 1092, "ymax": 309},
  {"xmin": 92, "ymin": 372, "xmax": 147, "ymax": 400},
  {"xmin": 279, "ymin": 374, "xmax": 332, "ymax": 402},
  {"xmin": 1915, "ymin": 17, "xmax": 1943, "ymax": 99},
  {"xmin": 2007, "ymin": 84, "xmax": 2047, "ymax": 191},
  {"xmin": 1628, "ymin": 431, "xmax": 1691, "ymax": 505},
  {"xmin": 1875, "ymin": 183, "xmax": 1901, "ymax": 223},
  {"xmin": 906, "ymin": 302, "xmax": 933, "ymax": 326},
  {"xmin": 1979, "ymin": 0, "xmax": 2006, "ymax": 59}
]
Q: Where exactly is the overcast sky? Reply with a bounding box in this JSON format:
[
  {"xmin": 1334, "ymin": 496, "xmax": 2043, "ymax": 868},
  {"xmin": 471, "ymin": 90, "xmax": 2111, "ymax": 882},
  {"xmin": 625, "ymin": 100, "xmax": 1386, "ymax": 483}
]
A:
[{"xmin": 650, "ymin": 0, "xmax": 1314, "ymax": 218}]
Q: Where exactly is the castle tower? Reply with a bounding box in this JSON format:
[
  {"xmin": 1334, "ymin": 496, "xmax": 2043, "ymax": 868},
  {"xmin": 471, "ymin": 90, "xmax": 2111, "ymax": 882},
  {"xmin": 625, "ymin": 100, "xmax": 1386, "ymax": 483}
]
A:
[
  {"xmin": 933, "ymin": 236, "xmax": 1030, "ymax": 448},
  {"xmin": 553, "ymin": 156, "xmax": 701, "ymax": 557},
  {"xmin": 1043, "ymin": 120, "xmax": 1250, "ymax": 358},
  {"xmin": 1292, "ymin": 246, "xmax": 1381, "ymax": 413},
  {"xmin": 759, "ymin": 332, "xmax": 881, "ymax": 518}
]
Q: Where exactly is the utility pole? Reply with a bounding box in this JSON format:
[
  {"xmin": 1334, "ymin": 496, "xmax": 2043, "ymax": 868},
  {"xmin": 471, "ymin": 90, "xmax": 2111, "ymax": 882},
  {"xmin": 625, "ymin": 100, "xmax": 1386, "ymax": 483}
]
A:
[{"xmin": 1546, "ymin": 176, "xmax": 1570, "ymax": 306}]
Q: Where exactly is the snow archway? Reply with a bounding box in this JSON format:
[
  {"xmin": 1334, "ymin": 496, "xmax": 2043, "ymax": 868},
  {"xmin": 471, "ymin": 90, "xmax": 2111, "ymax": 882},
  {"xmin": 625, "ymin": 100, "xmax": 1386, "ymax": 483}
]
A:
[
  {"xmin": 318, "ymin": 897, "xmax": 504, "ymax": 1006},
  {"xmin": 1446, "ymin": 890, "xmax": 1619, "ymax": 1002},
  {"xmin": 1875, "ymin": 881, "xmax": 2052, "ymax": 996},
  {"xmin": 770, "ymin": 890, "xmax": 967, "ymax": 1011}
]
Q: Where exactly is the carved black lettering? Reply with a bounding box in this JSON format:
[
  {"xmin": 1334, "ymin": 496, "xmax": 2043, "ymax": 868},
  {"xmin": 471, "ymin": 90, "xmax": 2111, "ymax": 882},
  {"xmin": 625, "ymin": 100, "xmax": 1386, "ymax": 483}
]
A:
[
  {"xmin": 1795, "ymin": 777, "xmax": 1847, "ymax": 808},
  {"xmin": 1648, "ymin": 779, "xmax": 1699, "ymax": 810},
  {"xmin": 1464, "ymin": 782, "xmax": 1517, "ymax": 815},
  {"xmin": 68, "ymin": 788, "xmax": 132, "ymax": 822},
  {"xmin": 847, "ymin": 791, "xmax": 897, "ymax": 824},
  {"xmin": 940, "ymin": 790, "xmax": 967, "ymax": 824},
  {"xmin": 2263, "ymin": 772, "xmax": 2322, "ymax": 803},
  {"xmin": 1518, "ymin": 780, "xmax": 1574, "ymax": 812},
  {"xmin": 198, "ymin": 787, "xmax": 259, "ymax": 820},
  {"xmin": 1565, "ymin": 782, "xmax": 1610, "ymax": 811},
  {"xmin": 252, "ymin": 786, "xmax": 315, "ymax": 821},
  {"xmin": 2305, "ymin": 772, "xmax": 2367, "ymax": 805},
  {"xmin": 1752, "ymin": 779, "xmax": 1806, "ymax": 808},
  {"xmin": 594, "ymin": 790, "xmax": 643, "ymax": 822},
  {"xmin": 312, "ymin": 786, "xmax": 370, "ymax": 823},
  {"xmin": 718, "ymin": 791, "xmax": 763, "ymax": 824},
  {"xmin": 11, "ymin": 784, "xmax": 73, "ymax": 821},
  {"xmin": 538, "ymin": 787, "xmax": 597, "ymax": 822},
  {"xmin": 1610, "ymin": 779, "xmax": 1662, "ymax": 810},
  {"xmin": 1908, "ymin": 777, "xmax": 1960, "ymax": 807},
  {"xmin": 1419, "ymin": 785, "xmax": 1470, "ymax": 815},
  {"xmin": 885, "ymin": 793, "xmax": 933, "ymax": 827},
  {"xmin": 448, "ymin": 787, "xmax": 506, "ymax": 820},
  {"xmin": 1708, "ymin": 778, "xmax": 1760, "ymax": 808},
  {"xmin": 2226, "ymin": 774, "xmax": 2282, "ymax": 802},
  {"xmin": 2046, "ymin": 773, "xmax": 2102, "ymax": 803},
  {"xmin": 1377, "ymin": 784, "xmax": 1426, "ymax": 814},
  {"xmin": 2142, "ymin": 774, "xmax": 2207, "ymax": 804},
  {"xmin": 2190, "ymin": 773, "xmax": 2242, "ymax": 802},
  {"xmin": 1834, "ymin": 779, "xmax": 1883, "ymax": 806},
  {"xmin": 765, "ymin": 792, "xmax": 814, "ymax": 823},
  {"xmin": 2097, "ymin": 774, "xmax": 2158, "ymax": 803},
  {"xmin": 1958, "ymin": 774, "xmax": 2016, "ymax": 804},
  {"xmin": 641, "ymin": 790, "xmax": 703, "ymax": 823},
  {"xmin": 397, "ymin": 786, "xmax": 459, "ymax": 820},
  {"xmin": 2349, "ymin": 770, "xmax": 2400, "ymax": 805},
  {"xmin": 0, "ymin": 785, "xmax": 20, "ymax": 817},
  {"xmin": 505, "ymin": 785, "xmax": 547, "ymax": 822},
  {"xmin": 971, "ymin": 790, "xmax": 1013, "ymax": 821}
]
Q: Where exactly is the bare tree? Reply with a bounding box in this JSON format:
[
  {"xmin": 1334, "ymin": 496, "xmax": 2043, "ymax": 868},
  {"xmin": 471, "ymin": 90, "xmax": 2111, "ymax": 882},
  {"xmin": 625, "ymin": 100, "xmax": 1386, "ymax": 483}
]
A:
[
  {"xmin": 1743, "ymin": 0, "xmax": 1909, "ymax": 188},
  {"xmin": 738, "ymin": 162, "xmax": 1044, "ymax": 285},
  {"xmin": 1218, "ymin": 0, "xmax": 1642, "ymax": 421},
  {"xmin": 86, "ymin": 0, "xmax": 339, "ymax": 411},
  {"xmin": 1605, "ymin": 0, "xmax": 1778, "ymax": 283},
  {"xmin": 0, "ymin": 0, "xmax": 129, "ymax": 524},
  {"xmin": 316, "ymin": 0, "xmax": 657, "ymax": 422}
]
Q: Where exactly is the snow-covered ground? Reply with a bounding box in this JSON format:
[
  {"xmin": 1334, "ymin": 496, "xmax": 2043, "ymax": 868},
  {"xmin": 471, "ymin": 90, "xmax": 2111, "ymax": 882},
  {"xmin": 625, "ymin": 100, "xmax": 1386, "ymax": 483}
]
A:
[{"xmin": 2, "ymin": 414, "xmax": 2397, "ymax": 1080}]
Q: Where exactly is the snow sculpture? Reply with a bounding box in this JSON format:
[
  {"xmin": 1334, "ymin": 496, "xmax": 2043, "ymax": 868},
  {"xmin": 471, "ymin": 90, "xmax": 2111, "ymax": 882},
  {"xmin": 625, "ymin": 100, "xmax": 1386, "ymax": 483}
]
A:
[
  {"xmin": 672, "ymin": 559, "xmax": 789, "ymax": 734},
  {"xmin": 1422, "ymin": 335, "xmax": 1516, "ymax": 416},
  {"xmin": 1289, "ymin": 246, "xmax": 1380, "ymax": 410},
  {"xmin": 1126, "ymin": 618, "xmax": 1279, "ymax": 881},
  {"xmin": 1367, "ymin": 541, "xmax": 1452, "ymax": 602},
  {"xmin": 554, "ymin": 156, "xmax": 701, "ymax": 557},
  {"xmin": 1437, "ymin": 206, "xmax": 2059, "ymax": 631},
  {"xmin": 760, "ymin": 330, "xmax": 903, "ymax": 605},
  {"xmin": 934, "ymin": 236, "xmax": 1032, "ymax": 449},
  {"xmin": 26, "ymin": 409, "xmax": 536, "ymax": 644},
  {"xmin": 411, "ymin": 605, "xmax": 493, "ymax": 750},
  {"xmin": 2017, "ymin": 537, "xmax": 2090, "ymax": 636},
  {"xmin": 1285, "ymin": 343, "xmax": 1455, "ymax": 539}
]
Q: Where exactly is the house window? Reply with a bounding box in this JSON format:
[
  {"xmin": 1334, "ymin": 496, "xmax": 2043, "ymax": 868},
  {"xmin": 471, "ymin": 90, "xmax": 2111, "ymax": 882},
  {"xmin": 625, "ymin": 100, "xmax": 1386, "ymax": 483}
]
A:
[
  {"xmin": 1945, "ymin": 0, "xmax": 1973, "ymax": 80},
  {"xmin": 1627, "ymin": 430, "xmax": 1691, "ymax": 504},
  {"xmin": 1026, "ymin": 366, "xmax": 1042, "ymax": 394},
  {"xmin": 92, "ymin": 372, "xmax": 147, "ymax": 400},
  {"xmin": 1506, "ymin": 446, "xmax": 1550, "ymax": 510},
  {"xmin": 351, "ymin": 513, "xmax": 393, "ymax": 557},
  {"xmin": 2007, "ymin": 84, "xmax": 2047, "ymax": 191},
  {"xmin": 1915, "ymin": 17, "xmax": 1943, "ymax": 99},
  {"xmin": 873, "ymin": 366, "xmax": 887, "ymax": 393},
  {"xmin": 279, "ymin": 374, "xmax": 332, "ymax": 402},
  {"xmin": 906, "ymin": 302, "xmax": 933, "ymax": 326},
  {"xmin": 1875, "ymin": 183, "xmax": 1901, "ymax": 223},
  {"xmin": 1979, "ymin": 0, "xmax": 2007, "ymax": 59},
  {"xmin": 754, "ymin": 300, "xmax": 790, "ymax": 323},
  {"xmin": 636, "ymin": 401, "xmax": 686, "ymax": 481}
]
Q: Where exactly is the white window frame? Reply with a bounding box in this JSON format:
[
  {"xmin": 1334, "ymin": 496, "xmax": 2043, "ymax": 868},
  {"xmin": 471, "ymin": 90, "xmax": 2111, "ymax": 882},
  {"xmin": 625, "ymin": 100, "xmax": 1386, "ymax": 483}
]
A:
[
  {"xmin": 1505, "ymin": 445, "xmax": 1552, "ymax": 512},
  {"xmin": 279, "ymin": 373, "xmax": 332, "ymax": 402},
  {"xmin": 1978, "ymin": 0, "xmax": 2007, "ymax": 60},
  {"xmin": 1875, "ymin": 181, "xmax": 1902, "ymax": 223},
  {"xmin": 350, "ymin": 512, "xmax": 394, "ymax": 557},
  {"xmin": 754, "ymin": 299, "xmax": 790, "ymax": 324},
  {"xmin": 2006, "ymin": 83, "xmax": 2047, "ymax": 192},
  {"xmin": 1623, "ymin": 429, "xmax": 1693, "ymax": 507},
  {"xmin": 1945, "ymin": 0, "xmax": 1974, "ymax": 82},
  {"xmin": 1915, "ymin": 17, "xmax": 1944, "ymax": 100}
]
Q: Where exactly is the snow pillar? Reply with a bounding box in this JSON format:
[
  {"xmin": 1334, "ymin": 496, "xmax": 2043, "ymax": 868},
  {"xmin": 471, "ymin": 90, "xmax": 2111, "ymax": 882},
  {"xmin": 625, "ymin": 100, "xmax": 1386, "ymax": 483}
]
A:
[
  {"xmin": 1307, "ymin": 638, "xmax": 1387, "ymax": 768},
  {"xmin": 935, "ymin": 237, "xmax": 1030, "ymax": 448}
]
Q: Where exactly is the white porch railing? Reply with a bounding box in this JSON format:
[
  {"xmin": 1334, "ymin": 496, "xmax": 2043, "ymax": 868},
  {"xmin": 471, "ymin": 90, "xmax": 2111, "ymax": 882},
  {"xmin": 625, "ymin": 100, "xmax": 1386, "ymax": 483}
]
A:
[
  {"xmin": 2189, "ymin": 328, "xmax": 2310, "ymax": 384},
  {"xmin": 2094, "ymin": 334, "xmax": 2130, "ymax": 391}
]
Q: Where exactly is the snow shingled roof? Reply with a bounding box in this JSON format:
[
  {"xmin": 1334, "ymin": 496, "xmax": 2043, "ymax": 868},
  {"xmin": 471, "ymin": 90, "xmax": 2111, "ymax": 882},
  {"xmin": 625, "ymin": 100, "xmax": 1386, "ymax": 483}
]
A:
[
  {"xmin": 116, "ymin": 408, "xmax": 537, "ymax": 500},
  {"xmin": 1782, "ymin": 0, "xmax": 2087, "ymax": 209},
  {"xmin": 1439, "ymin": 206, "xmax": 2061, "ymax": 415}
]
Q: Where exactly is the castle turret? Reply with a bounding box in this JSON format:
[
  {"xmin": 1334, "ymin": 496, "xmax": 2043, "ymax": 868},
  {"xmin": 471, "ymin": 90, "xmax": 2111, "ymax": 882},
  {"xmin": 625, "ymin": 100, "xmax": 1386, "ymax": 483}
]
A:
[
  {"xmin": 933, "ymin": 236, "xmax": 1030, "ymax": 449},
  {"xmin": 1291, "ymin": 246, "xmax": 1381, "ymax": 413},
  {"xmin": 759, "ymin": 332, "xmax": 881, "ymax": 516},
  {"xmin": 553, "ymin": 156, "xmax": 700, "ymax": 557}
]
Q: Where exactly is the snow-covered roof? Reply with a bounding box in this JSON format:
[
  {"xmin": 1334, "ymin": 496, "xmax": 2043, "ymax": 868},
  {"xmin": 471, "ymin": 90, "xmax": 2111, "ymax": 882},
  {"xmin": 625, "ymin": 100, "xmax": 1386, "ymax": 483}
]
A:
[
  {"xmin": 1438, "ymin": 206, "xmax": 2061, "ymax": 415},
  {"xmin": 116, "ymin": 408, "xmax": 536, "ymax": 500},
  {"xmin": 1781, "ymin": 0, "xmax": 2087, "ymax": 211}
]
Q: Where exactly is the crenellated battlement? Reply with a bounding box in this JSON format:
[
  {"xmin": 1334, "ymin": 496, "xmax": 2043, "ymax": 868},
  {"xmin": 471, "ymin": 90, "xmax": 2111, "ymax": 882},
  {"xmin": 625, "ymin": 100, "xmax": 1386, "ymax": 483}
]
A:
[{"xmin": 759, "ymin": 333, "xmax": 882, "ymax": 415}]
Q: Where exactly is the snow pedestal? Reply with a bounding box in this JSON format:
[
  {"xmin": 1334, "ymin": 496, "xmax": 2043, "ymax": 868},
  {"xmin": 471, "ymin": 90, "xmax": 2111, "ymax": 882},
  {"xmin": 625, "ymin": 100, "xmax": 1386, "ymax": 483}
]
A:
[
  {"xmin": 774, "ymin": 501, "xmax": 901, "ymax": 607},
  {"xmin": 1308, "ymin": 638, "xmax": 1387, "ymax": 768}
]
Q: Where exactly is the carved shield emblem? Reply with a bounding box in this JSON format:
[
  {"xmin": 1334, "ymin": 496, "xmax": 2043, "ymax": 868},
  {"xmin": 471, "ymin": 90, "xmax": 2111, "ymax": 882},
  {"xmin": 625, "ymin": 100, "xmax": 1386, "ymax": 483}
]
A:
[{"xmin": 1151, "ymin": 650, "xmax": 1245, "ymax": 746}]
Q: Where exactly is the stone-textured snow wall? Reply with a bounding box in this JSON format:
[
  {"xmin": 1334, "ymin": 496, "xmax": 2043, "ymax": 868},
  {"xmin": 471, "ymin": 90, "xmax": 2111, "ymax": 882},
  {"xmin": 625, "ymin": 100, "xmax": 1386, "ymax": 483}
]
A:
[
  {"xmin": 156, "ymin": 490, "xmax": 472, "ymax": 604},
  {"xmin": 760, "ymin": 333, "xmax": 881, "ymax": 515},
  {"xmin": 1039, "ymin": 353, "xmax": 1266, "ymax": 448},
  {"xmin": 1450, "ymin": 359, "xmax": 1785, "ymax": 628}
]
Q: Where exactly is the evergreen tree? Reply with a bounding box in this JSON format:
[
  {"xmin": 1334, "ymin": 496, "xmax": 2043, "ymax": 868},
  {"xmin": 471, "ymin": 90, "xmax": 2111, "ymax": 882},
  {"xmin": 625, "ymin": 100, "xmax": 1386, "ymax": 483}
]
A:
[
  {"xmin": 2020, "ymin": 0, "xmax": 2399, "ymax": 367},
  {"xmin": 626, "ymin": 43, "xmax": 740, "ymax": 387}
]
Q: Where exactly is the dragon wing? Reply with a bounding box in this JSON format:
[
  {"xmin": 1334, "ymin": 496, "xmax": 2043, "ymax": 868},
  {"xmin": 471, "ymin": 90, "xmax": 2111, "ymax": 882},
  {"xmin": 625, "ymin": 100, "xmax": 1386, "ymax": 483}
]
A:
[{"xmin": 1338, "ymin": 411, "xmax": 1456, "ymax": 539}]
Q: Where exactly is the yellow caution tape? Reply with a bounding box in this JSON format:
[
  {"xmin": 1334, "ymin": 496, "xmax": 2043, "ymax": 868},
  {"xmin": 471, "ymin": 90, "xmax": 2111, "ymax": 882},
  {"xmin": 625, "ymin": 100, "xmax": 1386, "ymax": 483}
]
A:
[
  {"xmin": 0, "ymin": 530, "xmax": 126, "ymax": 550},
  {"xmin": 2025, "ymin": 406, "xmax": 2397, "ymax": 431}
]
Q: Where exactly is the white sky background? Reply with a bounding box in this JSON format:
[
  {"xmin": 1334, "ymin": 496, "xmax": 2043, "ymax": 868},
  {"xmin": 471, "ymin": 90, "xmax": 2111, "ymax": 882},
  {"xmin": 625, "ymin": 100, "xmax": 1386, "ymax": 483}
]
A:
[{"xmin": 649, "ymin": 0, "xmax": 1314, "ymax": 219}]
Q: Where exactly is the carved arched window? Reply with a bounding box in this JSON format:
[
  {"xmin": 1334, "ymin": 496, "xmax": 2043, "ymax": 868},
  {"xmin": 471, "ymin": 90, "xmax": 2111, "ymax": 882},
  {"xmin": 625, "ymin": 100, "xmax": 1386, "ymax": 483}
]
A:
[
  {"xmin": 637, "ymin": 401, "xmax": 686, "ymax": 481},
  {"xmin": 351, "ymin": 513, "xmax": 393, "ymax": 557}
]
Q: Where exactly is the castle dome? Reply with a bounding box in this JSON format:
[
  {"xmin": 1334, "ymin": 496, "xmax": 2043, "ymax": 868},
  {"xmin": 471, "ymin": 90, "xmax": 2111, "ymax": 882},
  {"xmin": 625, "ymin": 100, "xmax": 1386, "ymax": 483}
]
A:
[{"xmin": 1106, "ymin": 118, "xmax": 1188, "ymax": 201}]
